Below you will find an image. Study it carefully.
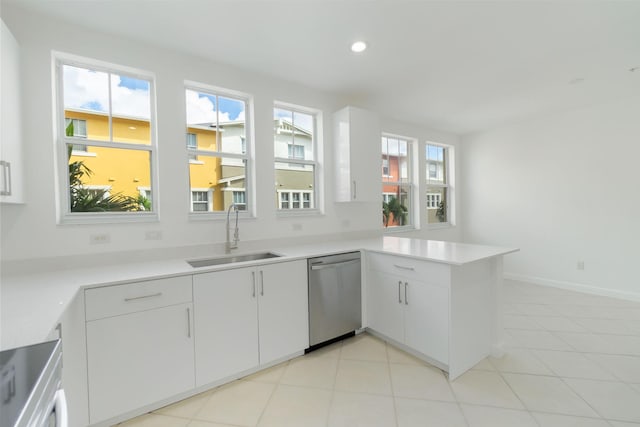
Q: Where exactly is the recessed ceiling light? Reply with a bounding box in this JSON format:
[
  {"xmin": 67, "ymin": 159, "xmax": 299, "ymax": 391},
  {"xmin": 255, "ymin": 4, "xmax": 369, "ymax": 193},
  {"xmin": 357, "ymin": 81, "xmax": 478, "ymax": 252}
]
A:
[{"xmin": 351, "ymin": 41, "xmax": 367, "ymax": 53}]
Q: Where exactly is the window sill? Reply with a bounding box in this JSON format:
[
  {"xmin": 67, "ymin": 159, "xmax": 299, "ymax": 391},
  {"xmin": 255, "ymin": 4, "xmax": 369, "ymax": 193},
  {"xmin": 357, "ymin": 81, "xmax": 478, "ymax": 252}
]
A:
[
  {"xmin": 59, "ymin": 212, "xmax": 158, "ymax": 225},
  {"xmin": 426, "ymin": 222, "xmax": 453, "ymax": 230},
  {"xmin": 188, "ymin": 211, "xmax": 255, "ymax": 221},
  {"xmin": 383, "ymin": 225, "xmax": 416, "ymax": 234},
  {"xmin": 276, "ymin": 209, "xmax": 323, "ymax": 218}
]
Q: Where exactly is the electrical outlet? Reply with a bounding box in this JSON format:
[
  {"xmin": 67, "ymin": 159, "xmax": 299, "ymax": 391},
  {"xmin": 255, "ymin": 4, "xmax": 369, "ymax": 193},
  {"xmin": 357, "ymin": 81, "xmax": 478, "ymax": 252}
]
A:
[
  {"xmin": 89, "ymin": 233, "xmax": 110, "ymax": 244},
  {"xmin": 577, "ymin": 260, "xmax": 585, "ymax": 270},
  {"xmin": 145, "ymin": 230, "xmax": 163, "ymax": 240},
  {"xmin": 342, "ymin": 219, "xmax": 351, "ymax": 228},
  {"xmin": 292, "ymin": 223, "xmax": 303, "ymax": 231}
]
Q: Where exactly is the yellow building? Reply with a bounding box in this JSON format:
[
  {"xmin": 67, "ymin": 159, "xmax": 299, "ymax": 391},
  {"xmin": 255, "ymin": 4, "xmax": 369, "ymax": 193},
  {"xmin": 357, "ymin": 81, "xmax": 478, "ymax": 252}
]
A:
[
  {"xmin": 66, "ymin": 109, "xmax": 311, "ymax": 213},
  {"xmin": 66, "ymin": 109, "xmax": 239, "ymax": 212}
]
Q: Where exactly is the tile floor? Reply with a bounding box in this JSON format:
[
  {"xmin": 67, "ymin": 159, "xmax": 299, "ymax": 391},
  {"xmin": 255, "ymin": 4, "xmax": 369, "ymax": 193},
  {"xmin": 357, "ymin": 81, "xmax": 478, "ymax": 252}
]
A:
[{"xmin": 118, "ymin": 280, "xmax": 640, "ymax": 427}]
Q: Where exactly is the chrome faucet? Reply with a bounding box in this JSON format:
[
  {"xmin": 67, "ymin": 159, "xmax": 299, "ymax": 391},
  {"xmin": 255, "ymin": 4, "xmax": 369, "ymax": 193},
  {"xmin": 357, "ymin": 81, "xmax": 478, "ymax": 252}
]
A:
[{"xmin": 225, "ymin": 203, "xmax": 240, "ymax": 253}]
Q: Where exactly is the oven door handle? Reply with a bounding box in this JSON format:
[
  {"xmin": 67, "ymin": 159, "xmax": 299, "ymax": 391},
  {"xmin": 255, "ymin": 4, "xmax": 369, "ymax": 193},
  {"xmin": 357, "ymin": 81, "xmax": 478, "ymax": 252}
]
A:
[
  {"xmin": 54, "ymin": 389, "xmax": 68, "ymax": 427},
  {"xmin": 310, "ymin": 259, "xmax": 360, "ymax": 271}
]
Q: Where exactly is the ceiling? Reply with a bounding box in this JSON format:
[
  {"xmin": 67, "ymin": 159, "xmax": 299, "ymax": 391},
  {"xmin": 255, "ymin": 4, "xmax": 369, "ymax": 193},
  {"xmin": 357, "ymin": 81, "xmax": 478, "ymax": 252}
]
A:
[{"xmin": 4, "ymin": 0, "xmax": 640, "ymax": 134}]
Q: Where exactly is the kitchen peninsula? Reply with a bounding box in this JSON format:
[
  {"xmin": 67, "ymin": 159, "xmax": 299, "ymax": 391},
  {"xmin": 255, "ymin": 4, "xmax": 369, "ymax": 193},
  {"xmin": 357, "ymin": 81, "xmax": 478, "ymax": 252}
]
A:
[{"xmin": 0, "ymin": 236, "xmax": 517, "ymax": 426}]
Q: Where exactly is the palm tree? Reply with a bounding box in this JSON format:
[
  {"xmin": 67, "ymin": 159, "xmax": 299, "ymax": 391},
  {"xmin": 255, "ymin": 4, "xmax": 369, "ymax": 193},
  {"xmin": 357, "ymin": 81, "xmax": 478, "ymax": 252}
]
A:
[{"xmin": 382, "ymin": 197, "xmax": 408, "ymax": 227}]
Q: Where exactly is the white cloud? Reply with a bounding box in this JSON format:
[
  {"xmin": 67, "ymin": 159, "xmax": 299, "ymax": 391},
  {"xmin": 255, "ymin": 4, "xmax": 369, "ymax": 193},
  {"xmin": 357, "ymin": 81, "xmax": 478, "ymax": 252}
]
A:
[
  {"xmin": 186, "ymin": 90, "xmax": 246, "ymax": 125},
  {"xmin": 63, "ymin": 65, "xmax": 151, "ymax": 119},
  {"xmin": 111, "ymin": 76, "xmax": 151, "ymax": 119}
]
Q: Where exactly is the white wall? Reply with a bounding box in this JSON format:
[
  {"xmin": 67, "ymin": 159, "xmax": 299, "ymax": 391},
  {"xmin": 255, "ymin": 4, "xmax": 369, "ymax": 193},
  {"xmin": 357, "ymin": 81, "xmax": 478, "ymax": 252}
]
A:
[
  {"xmin": 462, "ymin": 96, "xmax": 640, "ymax": 300},
  {"xmin": 0, "ymin": 6, "xmax": 460, "ymax": 266}
]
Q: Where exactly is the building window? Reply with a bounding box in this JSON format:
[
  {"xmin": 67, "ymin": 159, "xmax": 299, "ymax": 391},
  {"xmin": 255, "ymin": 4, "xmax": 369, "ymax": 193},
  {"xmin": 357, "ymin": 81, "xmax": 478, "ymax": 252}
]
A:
[
  {"xmin": 186, "ymin": 85, "xmax": 251, "ymax": 213},
  {"xmin": 279, "ymin": 192, "xmax": 290, "ymax": 209},
  {"xmin": 186, "ymin": 133, "xmax": 198, "ymax": 162},
  {"xmin": 288, "ymin": 144, "xmax": 305, "ymax": 160},
  {"xmin": 426, "ymin": 143, "xmax": 451, "ymax": 224},
  {"xmin": 274, "ymin": 104, "xmax": 318, "ymax": 212},
  {"xmin": 277, "ymin": 190, "xmax": 313, "ymax": 210},
  {"xmin": 191, "ymin": 190, "xmax": 210, "ymax": 212},
  {"xmin": 382, "ymin": 135, "xmax": 413, "ymax": 228},
  {"xmin": 65, "ymin": 118, "xmax": 89, "ymax": 153},
  {"xmin": 57, "ymin": 56, "xmax": 156, "ymax": 221},
  {"xmin": 232, "ymin": 190, "xmax": 246, "ymax": 210}
]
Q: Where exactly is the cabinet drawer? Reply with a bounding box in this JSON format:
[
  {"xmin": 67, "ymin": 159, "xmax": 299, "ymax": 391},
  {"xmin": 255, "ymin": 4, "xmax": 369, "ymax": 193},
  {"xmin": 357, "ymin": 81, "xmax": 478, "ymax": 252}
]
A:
[
  {"xmin": 85, "ymin": 275, "xmax": 193, "ymax": 321},
  {"xmin": 367, "ymin": 252, "xmax": 450, "ymax": 287}
]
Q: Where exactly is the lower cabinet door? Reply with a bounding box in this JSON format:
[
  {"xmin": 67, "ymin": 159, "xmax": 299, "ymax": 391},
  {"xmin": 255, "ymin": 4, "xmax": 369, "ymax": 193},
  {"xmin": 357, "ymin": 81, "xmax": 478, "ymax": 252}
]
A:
[
  {"xmin": 193, "ymin": 268, "xmax": 259, "ymax": 387},
  {"xmin": 257, "ymin": 260, "xmax": 309, "ymax": 365},
  {"xmin": 367, "ymin": 271, "xmax": 404, "ymax": 343},
  {"xmin": 86, "ymin": 303, "xmax": 195, "ymax": 424},
  {"xmin": 404, "ymin": 280, "xmax": 449, "ymax": 364}
]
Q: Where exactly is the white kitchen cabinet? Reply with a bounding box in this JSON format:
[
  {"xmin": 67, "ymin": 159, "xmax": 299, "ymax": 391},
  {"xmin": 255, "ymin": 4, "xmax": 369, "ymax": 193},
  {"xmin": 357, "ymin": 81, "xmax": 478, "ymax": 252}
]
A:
[
  {"xmin": 193, "ymin": 259, "xmax": 308, "ymax": 387},
  {"xmin": 1, "ymin": 20, "xmax": 24, "ymax": 203},
  {"xmin": 333, "ymin": 106, "xmax": 381, "ymax": 202},
  {"xmin": 84, "ymin": 276, "xmax": 194, "ymax": 424},
  {"xmin": 403, "ymin": 277, "xmax": 449, "ymax": 364},
  {"xmin": 367, "ymin": 271, "xmax": 404, "ymax": 342},
  {"xmin": 257, "ymin": 260, "xmax": 309, "ymax": 365},
  {"xmin": 366, "ymin": 253, "xmax": 450, "ymax": 366},
  {"xmin": 193, "ymin": 267, "xmax": 259, "ymax": 387}
]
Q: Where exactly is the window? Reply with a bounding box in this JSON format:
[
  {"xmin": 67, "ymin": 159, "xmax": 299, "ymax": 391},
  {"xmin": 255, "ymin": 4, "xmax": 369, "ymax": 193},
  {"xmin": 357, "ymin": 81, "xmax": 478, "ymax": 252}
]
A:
[
  {"xmin": 65, "ymin": 118, "xmax": 89, "ymax": 154},
  {"xmin": 191, "ymin": 190, "xmax": 210, "ymax": 212},
  {"xmin": 186, "ymin": 85, "xmax": 250, "ymax": 214},
  {"xmin": 274, "ymin": 105, "xmax": 318, "ymax": 212},
  {"xmin": 277, "ymin": 190, "xmax": 313, "ymax": 210},
  {"xmin": 186, "ymin": 133, "xmax": 198, "ymax": 162},
  {"xmin": 57, "ymin": 56, "xmax": 156, "ymax": 221},
  {"xmin": 426, "ymin": 143, "xmax": 452, "ymax": 224},
  {"xmin": 232, "ymin": 190, "xmax": 246, "ymax": 210},
  {"xmin": 288, "ymin": 144, "xmax": 304, "ymax": 160},
  {"xmin": 382, "ymin": 136, "xmax": 414, "ymax": 228}
]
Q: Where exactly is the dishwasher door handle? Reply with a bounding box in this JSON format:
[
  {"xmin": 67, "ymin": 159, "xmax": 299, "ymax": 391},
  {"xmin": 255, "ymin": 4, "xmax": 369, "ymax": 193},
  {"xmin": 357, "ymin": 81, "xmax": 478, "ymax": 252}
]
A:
[{"xmin": 310, "ymin": 259, "xmax": 360, "ymax": 271}]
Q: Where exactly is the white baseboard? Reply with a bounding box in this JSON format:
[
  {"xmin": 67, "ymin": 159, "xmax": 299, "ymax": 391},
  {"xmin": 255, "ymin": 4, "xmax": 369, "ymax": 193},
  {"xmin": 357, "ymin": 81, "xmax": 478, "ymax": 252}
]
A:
[{"xmin": 504, "ymin": 272, "xmax": 640, "ymax": 303}]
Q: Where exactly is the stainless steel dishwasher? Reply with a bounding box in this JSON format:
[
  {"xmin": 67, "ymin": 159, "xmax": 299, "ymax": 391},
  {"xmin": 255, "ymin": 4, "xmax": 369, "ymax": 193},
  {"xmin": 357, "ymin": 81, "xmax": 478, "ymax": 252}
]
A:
[{"xmin": 307, "ymin": 251, "xmax": 362, "ymax": 350}]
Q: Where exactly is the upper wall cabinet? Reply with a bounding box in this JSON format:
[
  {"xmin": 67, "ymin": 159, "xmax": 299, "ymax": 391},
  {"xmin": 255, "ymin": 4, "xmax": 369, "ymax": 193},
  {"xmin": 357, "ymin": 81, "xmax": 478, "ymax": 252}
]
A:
[
  {"xmin": 0, "ymin": 20, "xmax": 24, "ymax": 204},
  {"xmin": 333, "ymin": 106, "xmax": 380, "ymax": 202}
]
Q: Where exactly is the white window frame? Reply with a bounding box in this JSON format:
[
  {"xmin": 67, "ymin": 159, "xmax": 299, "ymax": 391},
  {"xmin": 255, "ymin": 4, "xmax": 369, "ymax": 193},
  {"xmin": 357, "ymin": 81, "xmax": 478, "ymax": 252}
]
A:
[
  {"xmin": 382, "ymin": 134, "xmax": 417, "ymax": 231},
  {"xmin": 274, "ymin": 102, "xmax": 322, "ymax": 216},
  {"xmin": 186, "ymin": 81, "xmax": 253, "ymax": 219},
  {"xmin": 54, "ymin": 52, "xmax": 158, "ymax": 224},
  {"xmin": 425, "ymin": 142, "xmax": 455, "ymax": 228}
]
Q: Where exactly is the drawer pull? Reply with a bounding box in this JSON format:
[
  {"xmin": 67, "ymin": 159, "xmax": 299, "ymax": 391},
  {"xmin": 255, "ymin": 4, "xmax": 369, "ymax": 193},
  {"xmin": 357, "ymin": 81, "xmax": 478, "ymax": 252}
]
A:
[
  {"xmin": 394, "ymin": 264, "xmax": 415, "ymax": 271},
  {"xmin": 398, "ymin": 281, "xmax": 402, "ymax": 303},
  {"xmin": 124, "ymin": 292, "xmax": 162, "ymax": 302}
]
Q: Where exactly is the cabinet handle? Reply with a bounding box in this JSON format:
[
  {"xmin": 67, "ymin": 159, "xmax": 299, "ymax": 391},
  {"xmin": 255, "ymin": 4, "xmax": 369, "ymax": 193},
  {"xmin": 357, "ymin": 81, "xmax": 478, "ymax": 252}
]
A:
[
  {"xmin": 260, "ymin": 270, "xmax": 264, "ymax": 296},
  {"xmin": 0, "ymin": 161, "xmax": 11, "ymax": 196},
  {"xmin": 186, "ymin": 307, "xmax": 191, "ymax": 338},
  {"xmin": 252, "ymin": 272, "xmax": 256, "ymax": 298},
  {"xmin": 404, "ymin": 282, "xmax": 409, "ymax": 305},
  {"xmin": 124, "ymin": 292, "xmax": 162, "ymax": 302},
  {"xmin": 394, "ymin": 264, "xmax": 415, "ymax": 271},
  {"xmin": 352, "ymin": 180, "xmax": 357, "ymax": 199},
  {"xmin": 398, "ymin": 281, "xmax": 402, "ymax": 304}
]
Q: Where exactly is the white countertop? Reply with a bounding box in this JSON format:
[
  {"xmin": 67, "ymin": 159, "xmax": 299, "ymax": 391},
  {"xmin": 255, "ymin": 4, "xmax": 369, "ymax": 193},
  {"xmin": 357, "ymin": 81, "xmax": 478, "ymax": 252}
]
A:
[{"xmin": 0, "ymin": 237, "xmax": 517, "ymax": 350}]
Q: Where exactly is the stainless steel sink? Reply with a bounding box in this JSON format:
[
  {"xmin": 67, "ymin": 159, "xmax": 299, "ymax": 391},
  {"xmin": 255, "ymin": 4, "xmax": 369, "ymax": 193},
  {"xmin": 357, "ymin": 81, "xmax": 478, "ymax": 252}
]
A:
[{"xmin": 187, "ymin": 252, "xmax": 281, "ymax": 268}]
